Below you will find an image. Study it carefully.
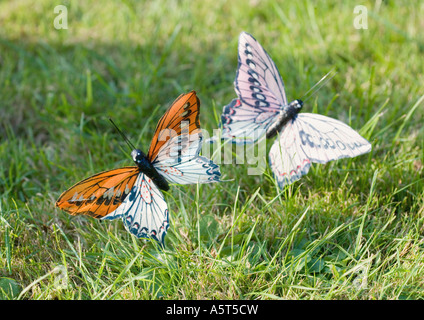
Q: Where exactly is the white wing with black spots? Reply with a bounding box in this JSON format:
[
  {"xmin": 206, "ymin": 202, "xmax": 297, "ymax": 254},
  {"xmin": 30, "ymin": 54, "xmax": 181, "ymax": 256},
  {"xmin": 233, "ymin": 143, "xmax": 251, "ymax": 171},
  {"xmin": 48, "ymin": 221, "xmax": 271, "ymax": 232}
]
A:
[
  {"xmin": 102, "ymin": 173, "xmax": 169, "ymax": 244},
  {"xmin": 235, "ymin": 32, "xmax": 287, "ymax": 108},
  {"xmin": 218, "ymin": 32, "xmax": 288, "ymax": 143},
  {"xmin": 269, "ymin": 119, "xmax": 312, "ymax": 188},
  {"xmin": 153, "ymin": 131, "xmax": 221, "ymax": 184},
  {"xmin": 269, "ymin": 114, "xmax": 371, "ymax": 188},
  {"xmin": 293, "ymin": 113, "xmax": 372, "ymax": 163}
]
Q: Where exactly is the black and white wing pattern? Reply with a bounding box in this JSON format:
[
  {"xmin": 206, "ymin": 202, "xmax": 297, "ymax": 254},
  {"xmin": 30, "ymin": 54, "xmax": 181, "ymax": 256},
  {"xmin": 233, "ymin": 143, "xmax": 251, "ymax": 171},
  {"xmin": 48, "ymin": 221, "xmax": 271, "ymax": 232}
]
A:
[
  {"xmin": 152, "ymin": 130, "xmax": 221, "ymax": 184},
  {"xmin": 102, "ymin": 173, "xmax": 169, "ymax": 245},
  {"xmin": 236, "ymin": 32, "xmax": 287, "ymax": 107},
  {"xmin": 269, "ymin": 113, "xmax": 372, "ymax": 188},
  {"xmin": 294, "ymin": 113, "xmax": 372, "ymax": 163},
  {"xmin": 268, "ymin": 119, "xmax": 312, "ymax": 189},
  {"xmin": 219, "ymin": 32, "xmax": 287, "ymax": 143}
]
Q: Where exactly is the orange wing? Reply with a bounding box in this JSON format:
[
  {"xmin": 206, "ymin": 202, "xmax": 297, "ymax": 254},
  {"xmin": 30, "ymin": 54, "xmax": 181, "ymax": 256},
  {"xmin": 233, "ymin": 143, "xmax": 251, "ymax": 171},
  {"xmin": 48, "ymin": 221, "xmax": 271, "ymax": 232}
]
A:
[
  {"xmin": 147, "ymin": 91, "xmax": 201, "ymax": 162},
  {"xmin": 56, "ymin": 167, "xmax": 139, "ymax": 218}
]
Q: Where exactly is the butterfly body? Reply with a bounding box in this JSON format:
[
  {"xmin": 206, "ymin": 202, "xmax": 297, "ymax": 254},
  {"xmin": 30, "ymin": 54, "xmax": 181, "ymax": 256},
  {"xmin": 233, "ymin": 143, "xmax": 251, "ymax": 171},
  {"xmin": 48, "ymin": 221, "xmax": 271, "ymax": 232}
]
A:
[
  {"xmin": 266, "ymin": 99, "xmax": 303, "ymax": 139},
  {"xmin": 131, "ymin": 149, "xmax": 169, "ymax": 191}
]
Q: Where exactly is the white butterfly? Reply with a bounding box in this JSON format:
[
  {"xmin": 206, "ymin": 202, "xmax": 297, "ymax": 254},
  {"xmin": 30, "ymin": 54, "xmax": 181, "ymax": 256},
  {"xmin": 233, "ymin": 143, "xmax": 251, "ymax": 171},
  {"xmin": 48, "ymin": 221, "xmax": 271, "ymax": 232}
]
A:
[
  {"xmin": 56, "ymin": 91, "xmax": 221, "ymax": 245},
  {"xmin": 216, "ymin": 32, "xmax": 371, "ymax": 188}
]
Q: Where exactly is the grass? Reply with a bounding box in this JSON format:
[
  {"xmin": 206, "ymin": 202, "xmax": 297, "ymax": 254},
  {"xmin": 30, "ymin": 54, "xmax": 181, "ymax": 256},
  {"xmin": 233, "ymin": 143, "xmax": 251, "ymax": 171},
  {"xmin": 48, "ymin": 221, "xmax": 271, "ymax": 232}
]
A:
[{"xmin": 0, "ymin": 0, "xmax": 423, "ymax": 300}]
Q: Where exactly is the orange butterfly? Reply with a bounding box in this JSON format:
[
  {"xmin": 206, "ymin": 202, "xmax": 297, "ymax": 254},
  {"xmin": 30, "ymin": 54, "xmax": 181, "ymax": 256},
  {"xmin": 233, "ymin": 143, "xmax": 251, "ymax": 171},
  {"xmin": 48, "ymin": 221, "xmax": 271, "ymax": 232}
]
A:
[{"xmin": 56, "ymin": 91, "xmax": 221, "ymax": 244}]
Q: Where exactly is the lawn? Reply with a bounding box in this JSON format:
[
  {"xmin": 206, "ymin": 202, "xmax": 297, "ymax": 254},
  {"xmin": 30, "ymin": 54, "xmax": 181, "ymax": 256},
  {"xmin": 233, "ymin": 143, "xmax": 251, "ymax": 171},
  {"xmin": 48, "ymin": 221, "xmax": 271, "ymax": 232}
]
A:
[{"xmin": 0, "ymin": 0, "xmax": 423, "ymax": 299}]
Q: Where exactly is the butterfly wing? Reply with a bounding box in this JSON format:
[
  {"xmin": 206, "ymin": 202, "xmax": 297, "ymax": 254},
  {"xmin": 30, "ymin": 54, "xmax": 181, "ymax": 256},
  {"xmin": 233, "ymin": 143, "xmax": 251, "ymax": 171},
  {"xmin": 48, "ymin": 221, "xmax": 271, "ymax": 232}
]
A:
[
  {"xmin": 269, "ymin": 114, "xmax": 371, "ymax": 188},
  {"xmin": 153, "ymin": 130, "xmax": 221, "ymax": 184},
  {"xmin": 219, "ymin": 32, "xmax": 287, "ymax": 143},
  {"xmin": 55, "ymin": 167, "xmax": 140, "ymax": 218},
  {"xmin": 147, "ymin": 91, "xmax": 221, "ymax": 184},
  {"xmin": 102, "ymin": 173, "xmax": 169, "ymax": 244},
  {"xmin": 236, "ymin": 32, "xmax": 288, "ymax": 108},
  {"xmin": 294, "ymin": 113, "xmax": 372, "ymax": 163},
  {"xmin": 219, "ymin": 98, "xmax": 272, "ymax": 144},
  {"xmin": 268, "ymin": 120, "xmax": 312, "ymax": 188},
  {"xmin": 147, "ymin": 91, "xmax": 200, "ymax": 162}
]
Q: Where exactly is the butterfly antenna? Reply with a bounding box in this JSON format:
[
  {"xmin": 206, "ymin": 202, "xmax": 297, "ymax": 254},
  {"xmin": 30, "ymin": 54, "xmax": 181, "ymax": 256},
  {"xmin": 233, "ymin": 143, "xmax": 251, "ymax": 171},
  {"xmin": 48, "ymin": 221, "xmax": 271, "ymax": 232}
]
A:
[
  {"xmin": 109, "ymin": 118, "xmax": 136, "ymax": 151},
  {"xmin": 300, "ymin": 68, "xmax": 337, "ymax": 103}
]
